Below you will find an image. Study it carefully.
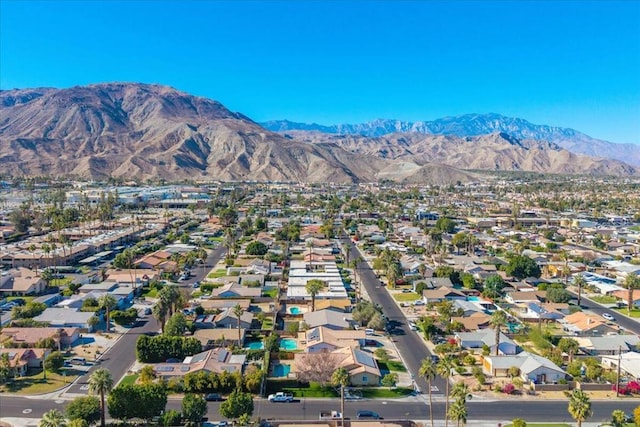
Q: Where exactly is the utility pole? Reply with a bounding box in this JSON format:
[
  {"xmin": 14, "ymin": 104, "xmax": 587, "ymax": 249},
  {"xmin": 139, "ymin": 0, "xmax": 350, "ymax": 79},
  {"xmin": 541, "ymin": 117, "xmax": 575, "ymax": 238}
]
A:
[
  {"xmin": 341, "ymin": 385, "xmax": 345, "ymax": 427},
  {"xmin": 616, "ymin": 345, "xmax": 622, "ymax": 397}
]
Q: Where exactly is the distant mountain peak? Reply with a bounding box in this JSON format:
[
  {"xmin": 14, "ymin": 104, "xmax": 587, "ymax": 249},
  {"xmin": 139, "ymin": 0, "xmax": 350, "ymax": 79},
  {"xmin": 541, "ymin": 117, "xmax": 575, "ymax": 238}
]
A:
[{"xmin": 261, "ymin": 114, "xmax": 640, "ymax": 166}]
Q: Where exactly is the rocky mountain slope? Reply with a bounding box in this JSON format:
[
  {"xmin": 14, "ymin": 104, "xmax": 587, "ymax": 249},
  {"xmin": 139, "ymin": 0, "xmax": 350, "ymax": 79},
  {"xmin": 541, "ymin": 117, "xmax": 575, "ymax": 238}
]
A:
[
  {"xmin": 287, "ymin": 130, "xmax": 637, "ymax": 176},
  {"xmin": 262, "ymin": 113, "xmax": 640, "ymax": 166},
  {"xmin": 0, "ymin": 83, "xmax": 383, "ymax": 182},
  {"xmin": 0, "ymin": 83, "xmax": 636, "ymax": 183}
]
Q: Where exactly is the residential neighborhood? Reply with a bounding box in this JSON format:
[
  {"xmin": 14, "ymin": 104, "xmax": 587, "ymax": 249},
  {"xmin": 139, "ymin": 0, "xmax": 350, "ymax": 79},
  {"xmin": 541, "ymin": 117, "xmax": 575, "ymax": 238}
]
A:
[{"xmin": 0, "ymin": 178, "xmax": 639, "ymax": 426}]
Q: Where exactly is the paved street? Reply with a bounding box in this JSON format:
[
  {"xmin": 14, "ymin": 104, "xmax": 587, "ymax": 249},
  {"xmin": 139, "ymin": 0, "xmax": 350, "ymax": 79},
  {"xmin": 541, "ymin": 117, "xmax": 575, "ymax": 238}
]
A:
[
  {"xmin": 339, "ymin": 234, "xmax": 445, "ymax": 395},
  {"xmin": 569, "ymin": 290, "xmax": 640, "ymax": 335},
  {"xmin": 2, "ymin": 395, "xmax": 638, "ymax": 423}
]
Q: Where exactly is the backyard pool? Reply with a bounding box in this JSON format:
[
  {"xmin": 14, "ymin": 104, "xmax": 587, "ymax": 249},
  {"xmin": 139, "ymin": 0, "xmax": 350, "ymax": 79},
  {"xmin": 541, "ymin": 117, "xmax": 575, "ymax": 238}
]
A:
[
  {"xmin": 280, "ymin": 338, "xmax": 298, "ymax": 350},
  {"xmin": 245, "ymin": 341, "xmax": 264, "ymax": 350},
  {"xmin": 289, "ymin": 307, "xmax": 301, "ymax": 315},
  {"xmin": 467, "ymin": 296, "xmax": 481, "ymax": 302},
  {"xmin": 272, "ymin": 363, "xmax": 291, "ymax": 377}
]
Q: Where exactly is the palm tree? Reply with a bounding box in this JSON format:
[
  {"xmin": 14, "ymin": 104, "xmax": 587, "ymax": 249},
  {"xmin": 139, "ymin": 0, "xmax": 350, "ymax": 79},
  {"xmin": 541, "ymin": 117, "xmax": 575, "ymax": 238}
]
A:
[
  {"xmin": 489, "ymin": 310, "xmax": 508, "ymax": 356},
  {"xmin": 450, "ymin": 382, "xmax": 470, "ymax": 401},
  {"xmin": 232, "ymin": 304, "xmax": 244, "ymax": 347},
  {"xmin": 88, "ymin": 368, "xmax": 113, "ymax": 427},
  {"xmin": 39, "ymin": 409, "xmax": 67, "ymax": 427},
  {"xmin": 437, "ymin": 356, "xmax": 454, "ymax": 427},
  {"xmin": 573, "ymin": 274, "xmax": 586, "ymax": 307},
  {"xmin": 305, "ymin": 279, "xmax": 325, "ymax": 312},
  {"xmin": 419, "ymin": 358, "xmax": 437, "ymax": 427},
  {"xmin": 624, "ymin": 274, "xmax": 640, "ymax": 315},
  {"xmin": 153, "ymin": 299, "xmax": 169, "ymax": 334},
  {"xmin": 448, "ymin": 398, "xmax": 468, "ymax": 427},
  {"xmin": 159, "ymin": 285, "xmax": 181, "ymax": 317},
  {"xmin": 98, "ymin": 294, "xmax": 117, "ymax": 333},
  {"xmin": 568, "ymin": 389, "xmax": 592, "ymax": 427}
]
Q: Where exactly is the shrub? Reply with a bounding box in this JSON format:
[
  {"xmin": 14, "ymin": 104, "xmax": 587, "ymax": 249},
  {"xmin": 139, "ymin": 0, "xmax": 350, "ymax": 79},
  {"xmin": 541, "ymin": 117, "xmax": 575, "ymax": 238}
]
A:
[
  {"xmin": 493, "ymin": 384, "xmax": 502, "ymax": 393},
  {"xmin": 162, "ymin": 409, "xmax": 182, "ymax": 426},
  {"xmin": 503, "ymin": 383, "xmax": 516, "ymax": 394}
]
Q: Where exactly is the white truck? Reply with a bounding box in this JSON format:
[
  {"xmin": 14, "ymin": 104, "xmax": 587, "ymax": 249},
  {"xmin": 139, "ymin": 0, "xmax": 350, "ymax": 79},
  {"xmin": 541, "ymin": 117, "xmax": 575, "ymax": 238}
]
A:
[
  {"xmin": 319, "ymin": 411, "xmax": 342, "ymax": 420},
  {"xmin": 267, "ymin": 392, "xmax": 294, "ymax": 402}
]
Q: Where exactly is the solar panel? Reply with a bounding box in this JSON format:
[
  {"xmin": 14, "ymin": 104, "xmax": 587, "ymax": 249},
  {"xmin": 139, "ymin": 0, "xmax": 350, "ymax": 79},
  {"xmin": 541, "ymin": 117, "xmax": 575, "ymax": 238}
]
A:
[
  {"xmin": 180, "ymin": 366, "xmax": 190, "ymax": 372},
  {"xmin": 191, "ymin": 351, "xmax": 208, "ymax": 363},
  {"xmin": 217, "ymin": 349, "xmax": 229, "ymax": 362},
  {"xmin": 354, "ymin": 349, "xmax": 376, "ymax": 367},
  {"xmin": 155, "ymin": 366, "xmax": 175, "ymax": 372}
]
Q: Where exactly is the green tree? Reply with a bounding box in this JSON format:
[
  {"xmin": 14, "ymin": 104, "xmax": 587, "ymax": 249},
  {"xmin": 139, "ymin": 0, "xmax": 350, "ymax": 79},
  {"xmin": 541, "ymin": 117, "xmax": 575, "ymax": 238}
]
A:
[
  {"xmin": 381, "ymin": 372, "xmax": 398, "ymax": 388},
  {"xmin": 68, "ymin": 420, "xmax": 88, "ymax": 427},
  {"xmin": 44, "ymin": 351, "xmax": 64, "ymax": 374},
  {"xmin": 511, "ymin": 419, "xmax": 527, "ymax": 427},
  {"xmin": 39, "ymin": 409, "xmax": 67, "ymax": 427},
  {"xmin": 245, "ymin": 241, "xmax": 268, "ymax": 256},
  {"xmin": 305, "ymin": 279, "xmax": 326, "ymax": 312},
  {"xmin": 165, "ymin": 312, "xmax": 188, "ymax": 337},
  {"xmin": 139, "ymin": 365, "xmax": 157, "ymax": 384},
  {"xmin": 482, "ymin": 275, "xmax": 505, "ymax": 299},
  {"xmin": 331, "ymin": 367, "xmax": 350, "ymax": 388},
  {"xmin": 547, "ymin": 284, "xmax": 571, "ymax": 303},
  {"xmin": 505, "ymin": 255, "xmax": 541, "ymax": 280},
  {"xmin": 573, "ymin": 274, "xmax": 586, "ymax": 307},
  {"xmin": 624, "ymin": 275, "xmax": 640, "ymax": 315},
  {"xmin": 611, "ymin": 409, "xmax": 627, "ymax": 427},
  {"xmin": 419, "ymin": 358, "xmax": 437, "ymax": 427},
  {"xmin": 0, "ymin": 353, "xmax": 12, "ymax": 384},
  {"xmin": 182, "ymin": 393, "xmax": 207, "ymax": 427},
  {"xmin": 88, "ymin": 368, "xmax": 113, "ymax": 427},
  {"xmin": 66, "ymin": 396, "xmax": 101, "ymax": 424},
  {"xmin": 437, "ymin": 357, "xmax": 454, "ymax": 427},
  {"xmin": 98, "ymin": 294, "xmax": 117, "ymax": 333},
  {"xmin": 557, "ymin": 337, "xmax": 580, "ymax": 363},
  {"xmin": 219, "ymin": 390, "xmax": 254, "ymax": 420},
  {"xmin": 568, "ymin": 389, "xmax": 592, "ymax": 427},
  {"xmin": 153, "ymin": 300, "xmax": 169, "ymax": 334},
  {"xmin": 107, "ymin": 383, "xmax": 167, "ymax": 423},
  {"xmin": 489, "ymin": 310, "xmax": 508, "ymax": 356},
  {"xmin": 448, "ymin": 397, "xmax": 468, "ymax": 427},
  {"xmin": 233, "ymin": 303, "xmax": 245, "ymax": 347},
  {"xmin": 435, "ymin": 217, "xmax": 455, "ymax": 233}
]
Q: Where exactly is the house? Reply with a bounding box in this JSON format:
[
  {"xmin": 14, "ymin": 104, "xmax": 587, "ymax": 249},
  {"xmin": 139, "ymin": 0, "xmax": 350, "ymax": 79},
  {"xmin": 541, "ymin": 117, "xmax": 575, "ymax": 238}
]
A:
[
  {"xmin": 456, "ymin": 329, "xmax": 520, "ymax": 355},
  {"xmin": 193, "ymin": 328, "xmax": 245, "ymax": 349},
  {"xmin": 421, "ymin": 287, "xmax": 466, "ymax": 304},
  {"xmin": 302, "ymin": 326, "xmax": 365, "ymax": 353},
  {"xmin": 198, "ymin": 299, "xmax": 251, "ymax": 312},
  {"xmin": 0, "ymin": 268, "xmax": 46, "ymax": 296},
  {"xmin": 611, "ymin": 290, "xmax": 640, "ymax": 308},
  {"xmin": 210, "ymin": 283, "xmax": 262, "ymax": 299},
  {"xmin": 451, "ymin": 312, "xmax": 491, "ymax": 331},
  {"xmin": 561, "ymin": 312, "xmax": 619, "ymax": 336},
  {"xmin": 214, "ymin": 307, "xmax": 254, "ymax": 329},
  {"xmin": 333, "ymin": 347, "xmax": 382, "ymax": 386},
  {"xmin": 414, "ymin": 277, "xmax": 453, "ymax": 291},
  {"xmin": 601, "ymin": 352, "xmax": 640, "ymax": 380},
  {"xmin": 505, "ymin": 291, "xmax": 543, "ymax": 304},
  {"xmin": 151, "ymin": 348, "xmax": 246, "ymax": 378},
  {"xmin": 0, "ymin": 348, "xmax": 50, "ymax": 377},
  {"xmin": 483, "ymin": 352, "xmax": 568, "ymax": 384},
  {"xmin": 303, "ymin": 309, "xmax": 354, "ymax": 330},
  {"xmin": 292, "ymin": 347, "xmax": 382, "ymax": 386},
  {"xmin": 0, "ymin": 327, "xmax": 80, "ymax": 349},
  {"xmin": 33, "ymin": 308, "xmax": 97, "ymax": 331},
  {"xmin": 574, "ymin": 335, "xmax": 640, "ymax": 356}
]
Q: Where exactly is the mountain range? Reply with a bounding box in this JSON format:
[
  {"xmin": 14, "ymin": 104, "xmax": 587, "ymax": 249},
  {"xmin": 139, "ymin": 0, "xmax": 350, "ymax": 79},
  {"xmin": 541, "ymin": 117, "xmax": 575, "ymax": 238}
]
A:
[
  {"xmin": 0, "ymin": 83, "xmax": 637, "ymax": 184},
  {"xmin": 262, "ymin": 114, "xmax": 640, "ymax": 167}
]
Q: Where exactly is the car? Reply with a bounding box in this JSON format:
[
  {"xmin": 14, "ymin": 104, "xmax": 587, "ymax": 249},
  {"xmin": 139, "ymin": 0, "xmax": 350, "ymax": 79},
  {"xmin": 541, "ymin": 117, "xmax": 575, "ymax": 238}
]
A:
[
  {"xmin": 143, "ymin": 307, "xmax": 152, "ymax": 315},
  {"xmin": 602, "ymin": 313, "xmax": 615, "ymax": 321},
  {"xmin": 268, "ymin": 392, "xmax": 294, "ymax": 402},
  {"xmin": 408, "ymin": 322, "xmax": 418, "ymax": 331},
  {"xmin": 357, "ymin": 410, "xmax": 382, "ymax": 420},
  {"xmin": 205, "ymin": 393, "xmax": 224, "ymax": 401},
  {"xmin": 413, "ymin": 300, "xmax": 425, "ymax": 306}
]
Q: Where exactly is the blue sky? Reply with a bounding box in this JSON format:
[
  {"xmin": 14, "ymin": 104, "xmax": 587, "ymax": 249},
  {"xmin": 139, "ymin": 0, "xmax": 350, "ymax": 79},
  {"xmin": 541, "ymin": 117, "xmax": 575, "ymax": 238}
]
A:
[{"xmin": 1, "ymin": 1, "xmax": 639, "ymax": 144}]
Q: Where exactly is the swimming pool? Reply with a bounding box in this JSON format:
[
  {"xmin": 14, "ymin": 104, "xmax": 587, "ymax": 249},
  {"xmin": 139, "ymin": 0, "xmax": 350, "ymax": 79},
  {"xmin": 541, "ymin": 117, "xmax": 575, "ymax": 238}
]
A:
[
  {"xmin": 280, "ymin": 338, "xmax": 297, "ymax": 350},
  {"xmin": 272, "ymin": 363, "xmax": 291, "ymax": 377},
  {"xmin": 467, "ymin": 296, "xmax": 481, "ymax": 302},
  {"xmin": 289, "ymin": 307, "xmax": 301, "ymax": 315},
  {"xmin": 246, "ymin": 341, "xmax": 264, "ymax": 350}
]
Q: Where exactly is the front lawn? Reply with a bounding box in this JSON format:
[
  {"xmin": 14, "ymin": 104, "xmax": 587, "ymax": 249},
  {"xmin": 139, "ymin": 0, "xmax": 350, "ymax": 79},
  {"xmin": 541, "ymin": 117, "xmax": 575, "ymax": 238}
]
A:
[
  {"xmin": 266, "ymin": 380, "xmax": 338, "ymax": 398},
  {"xmin": 614, "ymin": 307, "xmax": 640, "ymax": 318},
  {"xmin": 143, "ymin": 287, "xmax": 159, "ymax": 298},
  {"xmin": 51, "ymin": 277, "xmax": 73, "ymax": 287},
  {"xmin": 0, "ymin": 369, "xmax": 79, "ymax": 395},
  {"xmin": 207, "ymin": 269, "xmax": 227, "ymax": 279},
  {"xmin": 360, "ymin": 387, "xmax": 413, "ymax": 398},
  {"xmin": 392, "ymin": 292, "xmax": 420, "ymax": 302},
  {"xmin": 119, "ymin": 374, "xmax": 139, "ymax": 386},
  {"xmin": 590, "ymin": 295, "xmax": 618, "ymax": 304},
  {"xmin": 262, "ymin": 318, "xmax": 274, "ymax": 330}
]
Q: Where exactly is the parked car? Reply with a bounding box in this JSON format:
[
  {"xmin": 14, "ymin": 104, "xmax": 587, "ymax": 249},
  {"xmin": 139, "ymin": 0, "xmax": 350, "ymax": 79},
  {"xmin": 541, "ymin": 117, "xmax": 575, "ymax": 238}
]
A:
[
  {"xmin": 357, "ymin": 411, "xmax": 382, "ymax": 420},
  {"xmin": 602, "ymin": 312, "xmax": 615, "ymax": 321},
  {"xmin": 413, "ymin": 300, "xmax": 425, "ymax": 306},
  {"xmin": 268, "ymin": 392, "xmax": 294, "ymax": 402},
  {"xmin": 205, "ymin": 393, "xmax": 224, "ymax": 401}
]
